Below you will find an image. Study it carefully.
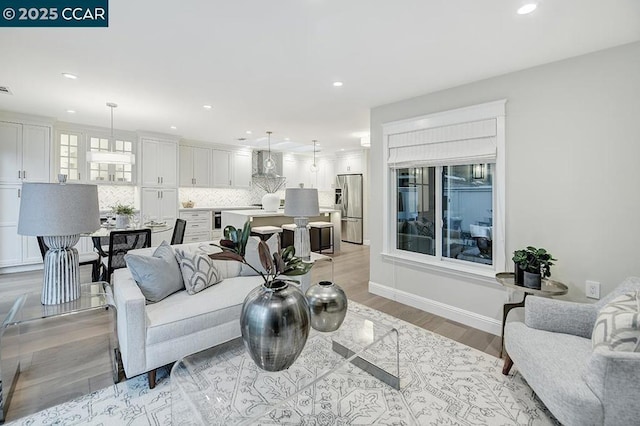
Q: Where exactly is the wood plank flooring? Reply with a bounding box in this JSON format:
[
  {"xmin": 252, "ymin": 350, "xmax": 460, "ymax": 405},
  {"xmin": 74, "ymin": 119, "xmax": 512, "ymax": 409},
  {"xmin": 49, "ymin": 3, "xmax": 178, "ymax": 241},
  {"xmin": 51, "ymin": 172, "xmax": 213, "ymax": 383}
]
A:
[{"xmin": 0, "ymin": 243, "xmax": 500, "ymax": 422}]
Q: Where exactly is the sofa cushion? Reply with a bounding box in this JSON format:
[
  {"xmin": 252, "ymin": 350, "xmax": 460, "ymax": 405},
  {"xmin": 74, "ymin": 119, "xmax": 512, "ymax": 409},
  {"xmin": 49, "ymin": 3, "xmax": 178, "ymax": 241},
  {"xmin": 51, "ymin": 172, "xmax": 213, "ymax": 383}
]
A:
[
  {"xmin": 241, "ymin": 235, "xmax": 278, "ymax": 276},
  {"xmin": 145, "ymin": 275, "xmax": 263, "ymax": 345},
  {"xmin": 592, "ymin": 291, "xmax": 640, "ymax": 352},
  {"xmin": 124, "ymin": 241, "xmax": 184, "ymax": 303},
  {"xmin": 175, "ymin": 248, "xmax": 223, "ymax": 295},
  {"xmin": 505, "ymin": 321, "xmax": 603, "ymax": 426}
]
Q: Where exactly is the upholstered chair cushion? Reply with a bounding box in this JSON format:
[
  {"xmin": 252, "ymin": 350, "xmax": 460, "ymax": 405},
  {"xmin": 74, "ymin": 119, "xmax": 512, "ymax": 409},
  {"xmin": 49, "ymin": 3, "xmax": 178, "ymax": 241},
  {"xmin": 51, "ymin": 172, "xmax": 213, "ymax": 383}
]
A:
[
  {"xmin": 175, "ymin": 248, "xmax": 223, "ymax": 295},
  {"xmin": 124, "ymin": 241, "xmax": 184, "ymax": 303},
  {"xmin": 592, "ymin": 290, "xmax": 640, "ymax": 352},
  {"xmin": 240, "ymin": 235, "xmax": 278, "ymax": 276}
]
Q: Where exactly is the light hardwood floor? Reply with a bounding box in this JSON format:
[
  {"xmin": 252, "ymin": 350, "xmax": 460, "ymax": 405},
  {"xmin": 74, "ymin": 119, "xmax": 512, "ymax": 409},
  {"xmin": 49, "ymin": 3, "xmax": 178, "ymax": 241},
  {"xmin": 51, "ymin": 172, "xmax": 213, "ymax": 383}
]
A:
[{"xmin": 0, "ymin": 243, "xmax": 500, "ymax": 421}]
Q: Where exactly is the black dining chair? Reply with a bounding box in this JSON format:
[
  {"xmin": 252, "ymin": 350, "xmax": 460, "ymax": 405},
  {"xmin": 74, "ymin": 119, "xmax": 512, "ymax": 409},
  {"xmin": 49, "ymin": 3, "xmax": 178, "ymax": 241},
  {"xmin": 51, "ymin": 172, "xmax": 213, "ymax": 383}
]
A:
[
  {"xmin": 37, "ymin": 236, "xmax": 102, "ymax": 282},
  {"xmin": 104, "ymin": 229, "xmax": 152, "ymax": 283},
  {"xmin": 171, "ymin": 219, "xmax": 187, "ymax": 245}
]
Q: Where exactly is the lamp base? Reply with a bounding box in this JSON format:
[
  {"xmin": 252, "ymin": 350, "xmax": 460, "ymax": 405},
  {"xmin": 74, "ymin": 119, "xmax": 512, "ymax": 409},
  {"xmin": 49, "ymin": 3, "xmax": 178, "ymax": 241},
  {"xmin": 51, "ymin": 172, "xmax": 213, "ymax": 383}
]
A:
[
  {"xmin": 293, "ymin": 217, "xmax": 310, "ymax": 261},
  {"xmin": 42, "ymin": 235, "xmax": 81, "ymax": 305}
]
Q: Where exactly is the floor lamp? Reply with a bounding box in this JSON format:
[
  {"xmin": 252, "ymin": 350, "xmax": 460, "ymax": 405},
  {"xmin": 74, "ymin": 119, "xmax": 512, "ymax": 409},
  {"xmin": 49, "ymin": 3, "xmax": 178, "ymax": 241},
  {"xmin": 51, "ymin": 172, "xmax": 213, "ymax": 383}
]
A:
[
  {"xmin": 284, "ymin": 187, "xmax": 319, "ymax": 261},
  {"xmin": 18, "ymin": 182, "xmax": 100, "ymax": 305}
]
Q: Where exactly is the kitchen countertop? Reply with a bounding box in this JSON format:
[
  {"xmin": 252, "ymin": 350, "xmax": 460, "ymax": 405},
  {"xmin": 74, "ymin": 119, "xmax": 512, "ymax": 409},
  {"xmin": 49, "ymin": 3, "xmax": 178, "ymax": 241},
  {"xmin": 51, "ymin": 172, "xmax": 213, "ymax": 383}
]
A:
[
  {"xmin": 178, "ymin": 206, "xmax": 256, "ymax": 212},
  {"xmin": 222, "ymin": 208, "xmax": 338, "ymax": 217}
]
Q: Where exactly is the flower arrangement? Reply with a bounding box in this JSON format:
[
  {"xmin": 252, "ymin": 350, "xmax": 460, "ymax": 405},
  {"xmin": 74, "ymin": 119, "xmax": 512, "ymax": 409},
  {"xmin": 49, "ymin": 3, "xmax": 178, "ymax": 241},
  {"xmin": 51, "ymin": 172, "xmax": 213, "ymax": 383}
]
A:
[{"xmin": 209, "ymin": 221, "xmax": 312, "ymax": 287}]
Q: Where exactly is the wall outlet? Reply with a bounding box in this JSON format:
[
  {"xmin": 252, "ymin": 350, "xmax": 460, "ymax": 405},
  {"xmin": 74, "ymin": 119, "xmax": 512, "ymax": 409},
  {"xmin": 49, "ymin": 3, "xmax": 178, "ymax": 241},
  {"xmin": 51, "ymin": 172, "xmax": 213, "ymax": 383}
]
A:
[{"xmin": 586, "ymin": 280, "xmax": 601, "ymax": 299}]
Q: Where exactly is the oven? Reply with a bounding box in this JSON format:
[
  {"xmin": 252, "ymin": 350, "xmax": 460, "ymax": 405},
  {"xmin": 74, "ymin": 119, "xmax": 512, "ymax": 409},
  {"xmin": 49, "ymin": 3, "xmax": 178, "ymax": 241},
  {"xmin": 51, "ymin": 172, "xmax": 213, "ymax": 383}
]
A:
[{"xmin": 213, "ymin": 210, "xmax": 222, "ymax": 230}]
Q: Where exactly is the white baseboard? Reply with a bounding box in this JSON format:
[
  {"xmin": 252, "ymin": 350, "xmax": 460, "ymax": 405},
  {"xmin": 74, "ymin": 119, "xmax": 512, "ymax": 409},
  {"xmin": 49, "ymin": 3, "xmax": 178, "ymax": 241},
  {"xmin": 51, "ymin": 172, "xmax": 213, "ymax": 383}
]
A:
[
  {"xmin": 0, "ymin": 263, "xmax": 42, "ymax": 275},
  {"xmin": 363, "ymin": 239, "xmax": 370, "ymax": 246},
  {"xmin": 369, "ymin": 281, "xmax": 501, "ymax": 336}
]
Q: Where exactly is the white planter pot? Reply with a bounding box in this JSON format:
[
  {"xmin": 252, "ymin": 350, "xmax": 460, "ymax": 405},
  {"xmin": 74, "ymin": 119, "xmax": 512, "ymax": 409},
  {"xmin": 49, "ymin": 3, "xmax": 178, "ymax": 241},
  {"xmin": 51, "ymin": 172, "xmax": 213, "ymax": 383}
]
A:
[
  {"xmin": 115, "ymin": 215, "xmax": 130, "ymax": 229},
  {"xmin": 262, "ymin": 193, "xmax": 280, "ymax": 212}
]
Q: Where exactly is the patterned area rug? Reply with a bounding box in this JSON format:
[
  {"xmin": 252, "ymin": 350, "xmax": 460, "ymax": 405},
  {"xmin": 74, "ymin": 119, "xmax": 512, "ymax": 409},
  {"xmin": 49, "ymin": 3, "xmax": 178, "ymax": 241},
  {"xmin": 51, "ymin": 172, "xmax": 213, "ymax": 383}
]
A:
[{"xmin": 8, "ymin": 302, "xmax": 558, "ymax": 425}]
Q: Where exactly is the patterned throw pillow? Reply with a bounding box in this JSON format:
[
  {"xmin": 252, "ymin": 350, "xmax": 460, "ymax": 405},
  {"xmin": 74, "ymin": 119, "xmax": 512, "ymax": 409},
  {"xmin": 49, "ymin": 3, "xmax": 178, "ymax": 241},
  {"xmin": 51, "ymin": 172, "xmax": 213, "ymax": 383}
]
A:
[
  {"xmin": 592, "ymin": 290, "xmax": 640, "ymax": 352},
  {"xmin": 174, "ymin": 248, "xmax": 223, "ymax": 295}
]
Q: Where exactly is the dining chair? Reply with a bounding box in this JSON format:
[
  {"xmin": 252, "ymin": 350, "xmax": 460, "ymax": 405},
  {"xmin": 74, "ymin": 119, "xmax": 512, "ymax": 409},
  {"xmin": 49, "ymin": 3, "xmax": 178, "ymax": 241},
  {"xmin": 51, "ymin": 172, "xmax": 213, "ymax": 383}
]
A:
[
  {"xmin": 171, "ymin": 219, "xmax": 187, "ymax": 245},
  {"xmin": 104, "ymin": 229, "xmax": 152, "ymax": 283},
  {"xmin": 37, "ymin": 236, "xmax": 102, "ymax": 282}
]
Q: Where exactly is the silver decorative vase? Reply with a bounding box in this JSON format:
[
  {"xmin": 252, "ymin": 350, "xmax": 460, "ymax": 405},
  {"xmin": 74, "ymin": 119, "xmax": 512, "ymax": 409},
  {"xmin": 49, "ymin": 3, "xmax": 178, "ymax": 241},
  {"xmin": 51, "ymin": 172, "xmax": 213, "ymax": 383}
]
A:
[
  {"xmin": 240, "ymin": 280, "xmax": 310, "ymax": 371},
  {"xmin": 305, "ymin": 281, "xmax": 348, "ymax": 332}
]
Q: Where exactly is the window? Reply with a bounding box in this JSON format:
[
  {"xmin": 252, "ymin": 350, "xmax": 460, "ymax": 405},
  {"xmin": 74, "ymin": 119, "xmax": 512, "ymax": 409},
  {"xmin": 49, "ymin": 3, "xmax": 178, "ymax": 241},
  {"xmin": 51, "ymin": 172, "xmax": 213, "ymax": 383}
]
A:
[{"xmin": 383, "ymin": 100, "xmax": 506, "ymax": 275}]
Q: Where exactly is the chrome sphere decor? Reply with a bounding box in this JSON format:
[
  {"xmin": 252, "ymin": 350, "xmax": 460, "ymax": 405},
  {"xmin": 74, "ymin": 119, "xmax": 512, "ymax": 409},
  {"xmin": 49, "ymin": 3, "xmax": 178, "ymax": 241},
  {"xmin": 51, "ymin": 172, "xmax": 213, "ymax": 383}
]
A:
[
  {"xmin": 305, "ymin": 281, "xmax": 348, "ymax": 332},
  {"xmin": 240, "ymin": 280, "xmax": 310, "ymax": 371}
]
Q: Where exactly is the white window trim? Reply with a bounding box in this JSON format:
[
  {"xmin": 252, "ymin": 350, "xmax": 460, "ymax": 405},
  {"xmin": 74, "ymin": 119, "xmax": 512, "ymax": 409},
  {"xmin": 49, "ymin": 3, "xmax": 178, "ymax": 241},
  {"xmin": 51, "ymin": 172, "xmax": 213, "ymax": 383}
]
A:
[{"xmin": 381, "ymin": 100, "xmax": 507, "ymax": 278}]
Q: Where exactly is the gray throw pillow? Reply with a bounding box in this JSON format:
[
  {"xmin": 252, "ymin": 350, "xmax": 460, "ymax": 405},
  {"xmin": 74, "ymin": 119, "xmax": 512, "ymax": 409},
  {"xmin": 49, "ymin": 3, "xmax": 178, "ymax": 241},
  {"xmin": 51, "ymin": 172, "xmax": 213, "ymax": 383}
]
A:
[
  {"xmin": 241, "ymin": 235, "xmax": 279, "ymax": 276},
  {"xmin": 124, "ymin": 241, "xmax": 184, "ymax": 303},
  {"xmin": 175, "ymin": 248, "xmax": 223, "ymax": 295}
]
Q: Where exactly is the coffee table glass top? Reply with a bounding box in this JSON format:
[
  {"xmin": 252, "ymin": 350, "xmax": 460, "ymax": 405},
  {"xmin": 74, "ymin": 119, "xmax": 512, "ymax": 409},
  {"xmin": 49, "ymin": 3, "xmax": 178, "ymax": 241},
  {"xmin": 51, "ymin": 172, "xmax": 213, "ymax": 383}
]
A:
[{"xmin": 171, "ymin": 310, "xmax": 400, "ymax": 425}]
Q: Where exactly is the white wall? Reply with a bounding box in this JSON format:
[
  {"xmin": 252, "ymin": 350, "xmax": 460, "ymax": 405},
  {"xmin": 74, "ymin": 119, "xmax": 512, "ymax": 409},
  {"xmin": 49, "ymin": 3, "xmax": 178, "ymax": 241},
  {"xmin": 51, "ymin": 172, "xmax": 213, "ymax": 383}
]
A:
[{"xmin": 369, "ymin": 42, "xmax": 640, "ymax": 332}]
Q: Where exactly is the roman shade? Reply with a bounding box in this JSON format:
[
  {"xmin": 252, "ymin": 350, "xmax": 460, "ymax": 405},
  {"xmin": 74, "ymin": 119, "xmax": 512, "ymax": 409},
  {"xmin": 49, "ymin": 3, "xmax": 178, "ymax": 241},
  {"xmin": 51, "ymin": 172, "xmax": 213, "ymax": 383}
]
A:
[{"xmin": 387, "ymin": 118, "xmax": 497, "ymax": 168}]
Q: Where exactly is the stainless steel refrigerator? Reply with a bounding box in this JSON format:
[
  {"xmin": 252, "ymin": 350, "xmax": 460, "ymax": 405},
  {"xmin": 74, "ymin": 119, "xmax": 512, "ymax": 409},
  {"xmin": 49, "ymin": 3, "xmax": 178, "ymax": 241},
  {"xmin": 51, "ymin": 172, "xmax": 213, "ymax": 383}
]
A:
[{"xmin": 335, "ymin": 174, "xmax": 363, "ymax": 244}]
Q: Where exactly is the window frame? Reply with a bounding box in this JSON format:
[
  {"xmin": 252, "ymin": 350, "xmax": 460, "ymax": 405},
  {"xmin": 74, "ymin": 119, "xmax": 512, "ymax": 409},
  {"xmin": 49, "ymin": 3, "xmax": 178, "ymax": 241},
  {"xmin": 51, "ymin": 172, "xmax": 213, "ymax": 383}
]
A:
[{"xmin": 381, "ymin": 100, "xmax": 506, "ymax": 279}]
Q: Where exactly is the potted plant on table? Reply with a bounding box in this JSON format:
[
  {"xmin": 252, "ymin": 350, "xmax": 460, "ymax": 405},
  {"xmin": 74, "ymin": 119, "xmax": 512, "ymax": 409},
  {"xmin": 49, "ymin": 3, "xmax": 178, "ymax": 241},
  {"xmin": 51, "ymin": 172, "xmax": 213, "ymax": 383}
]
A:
[
  {"xmin": 513, "ymin": 246, "xmax": 556, "ymax": 289},
  {"xmin": 209, "ymin": 221, "xmax": 314, "ymax": 372},
  {"xmin": 111, "ymin": 203, "xmax": 135, "ymax": 229}
]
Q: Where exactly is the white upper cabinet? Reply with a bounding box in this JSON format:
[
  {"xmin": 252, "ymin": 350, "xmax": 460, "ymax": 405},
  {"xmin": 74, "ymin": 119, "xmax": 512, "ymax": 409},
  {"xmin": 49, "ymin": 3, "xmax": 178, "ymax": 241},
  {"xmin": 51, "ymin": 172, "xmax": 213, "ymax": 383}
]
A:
[
  {"xmin": 211, "ymin": 149, "xmax": 231, "ymax": 187},
  {"xmin": 142, "ymin": 138, "xmax": 177, "ymax": 187},
  {"xmin": 87, "ymin": 135, "xmax": 136, "ymax": 184},
  {"xmin": 0, "ymin": 121, "xmax": 50, "ymax": 184},
  {"xmin": 282, "ymin": 154, "xmax": 300, "ymax": 188},
  {"xmin": 180, "ymin": 145, "xmax": 210, "ymax": 187},
  {"xmin": 232, "ymin": 151, "xmax": 252, "ymax": 188},
  {"xmin": 335, "ymin": 150, "xmax": 364, "ymax": 175},
  {"xmin": 317, "ymin": 157, "xmax": 336, "ymax": 191}
]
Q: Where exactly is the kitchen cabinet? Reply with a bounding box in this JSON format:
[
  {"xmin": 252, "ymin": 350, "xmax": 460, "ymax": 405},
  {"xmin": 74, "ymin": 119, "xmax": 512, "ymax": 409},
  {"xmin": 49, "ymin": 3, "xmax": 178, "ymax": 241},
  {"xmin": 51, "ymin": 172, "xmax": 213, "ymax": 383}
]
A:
[
  {"xmin": 0, "ymin": 121, "xmax": 50, "ymax": 184},
  {"xmin": 211, "ymin": 149, "xmax": 252, "ymax": 188},
  {"xmin": 180, "ymin": 145, "xmax": 210, "ymax": 187},
  {"xmin": 87, "ymin": 135, "xmax": 136, "ymax": 184},
  {"xmin": 0, "ymin": 185, "xmax": 42, "ymax": 267},
  {"xmin": 335, "ymin": 150, "xmax": 364, "ymax": 174},
  {"xmin": 141, "ymin": 187, "xmax": 178, "ymax": 246},
  {"xmin": 317, "ymin": 157, "xmax": 336, "ymax": 191},
  {"xmin": 211, "ymin": 149, "xmax": 231, "ymax": 187},
  {"xmin": 141, "ymin": 138, "xmax": 177, "ymax": 187},
  {"xmin": 179, "ymin": 210, "xmax": 212, "ymax": 243},
  {"xmin": 282, "ymin": 155, "xmax": 300, "ymax": 189},
  {"xmin": 232, "ymin": 151, "xmax": 252, "ymax": 188}
]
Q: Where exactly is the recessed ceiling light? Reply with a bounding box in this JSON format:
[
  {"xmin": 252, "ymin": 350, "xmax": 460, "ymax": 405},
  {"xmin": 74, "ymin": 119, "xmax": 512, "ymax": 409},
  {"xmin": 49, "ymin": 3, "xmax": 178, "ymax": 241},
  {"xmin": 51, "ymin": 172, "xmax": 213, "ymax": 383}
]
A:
[
  {"xmin": 203, "ymin": 104, "xmax": 213, "ymax": 110},
  {"xmin": 170, "ymin": 126, "xmax": 177, "ymax": 130},
  {"xmin": 517, "ymin": 3, "xmax": 537, "ymax": 14},
  {"xmin": 284, "ymin": 137, "xmax": 290, "ymax": 141},
  {"xmin": 246, "ymin": 130, "xmax": 252, "ymax": 135},
  {"xmin": 340, "ymin": 148, "xmax": 345, "ymax": 151},
  {"xmin": 333, "ymin": 81, "xmax": 343, "ymax": 87},
  {"xmin": 62, "ymin": 73, "xmax": 78, "ymax": 80},
  {"xmin": 66, "ymin": 109, "xmax": 76, "ymax": 114}
]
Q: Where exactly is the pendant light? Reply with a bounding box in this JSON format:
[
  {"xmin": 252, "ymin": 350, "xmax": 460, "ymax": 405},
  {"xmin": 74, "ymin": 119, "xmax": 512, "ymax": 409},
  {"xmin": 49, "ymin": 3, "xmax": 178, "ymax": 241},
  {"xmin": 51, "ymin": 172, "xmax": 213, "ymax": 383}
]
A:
[
  {"xmin": 310, "ymin": 140, "xmax": 319, "ymax": 173},
  {"xmin": 264, "ymin": 131, "xmax": 276, "ymax": 172},
  {"xmin": 86, "ymin": 102, "xmax": 135, "ymax": 165}
]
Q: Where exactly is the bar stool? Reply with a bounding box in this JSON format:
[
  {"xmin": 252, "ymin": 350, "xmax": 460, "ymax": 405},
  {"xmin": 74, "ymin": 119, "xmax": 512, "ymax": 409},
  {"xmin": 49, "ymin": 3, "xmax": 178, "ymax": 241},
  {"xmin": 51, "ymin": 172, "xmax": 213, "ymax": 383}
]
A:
[
  {"xmin": 250, "ymin": 225, "xmax": 283, "ymax": 242},
  {"xmin": 308, "ymin": 221, "xmax": 334, "ymax": 254},
  {"xmin": 281, "ymin": 223, "xmax": 296, "ymax": 248}
]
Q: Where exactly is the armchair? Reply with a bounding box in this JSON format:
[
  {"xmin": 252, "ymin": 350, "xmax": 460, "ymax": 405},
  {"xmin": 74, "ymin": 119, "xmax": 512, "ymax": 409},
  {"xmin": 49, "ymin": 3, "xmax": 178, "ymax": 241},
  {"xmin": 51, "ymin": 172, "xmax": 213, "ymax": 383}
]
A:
[{"xmin": 502, "ymin": 277, "xmax": 640, "ymax": 426}]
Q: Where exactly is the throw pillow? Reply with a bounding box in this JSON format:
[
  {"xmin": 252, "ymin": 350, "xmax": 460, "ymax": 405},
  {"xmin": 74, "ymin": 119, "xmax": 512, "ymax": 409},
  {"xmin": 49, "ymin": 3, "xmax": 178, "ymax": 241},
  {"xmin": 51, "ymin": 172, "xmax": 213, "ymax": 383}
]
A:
[
  {"xmin": 175, "ymin": 248, "xmax": 223, "ymax": 295},
  {"xmin": 592, "ymin": 290, "xmax": 640, "ymax": 352},
  {"xmin": 196, "ymin": 243, "xmax": 242, "ymax": 279},
  {"xmin": 124, "ymin": 240, "xmax": 184, "ymax": 303},
  {"xmin": 241, "ymin": 234, "xmax": 279, "ymax": 276}
]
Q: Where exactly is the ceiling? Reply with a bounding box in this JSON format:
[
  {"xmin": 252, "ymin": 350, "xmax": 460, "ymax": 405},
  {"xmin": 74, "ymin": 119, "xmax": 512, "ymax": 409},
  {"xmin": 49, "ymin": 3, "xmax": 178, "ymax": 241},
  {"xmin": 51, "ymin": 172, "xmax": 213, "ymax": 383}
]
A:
[{"xmin": 0, "ymin": 1, "xmax": 639, "ymax": 154}]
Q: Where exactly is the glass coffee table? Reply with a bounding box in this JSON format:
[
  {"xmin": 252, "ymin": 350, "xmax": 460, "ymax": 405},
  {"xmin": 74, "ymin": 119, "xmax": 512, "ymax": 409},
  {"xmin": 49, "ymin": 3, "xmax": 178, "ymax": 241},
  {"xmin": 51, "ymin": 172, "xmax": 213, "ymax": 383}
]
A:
[
  {"xmin": 0, "ymin": 282, "xmax": 118, "ymax": 422},
  {"xmin": 171, "ymin": 310, "xmax": 400, "ymax": 425}
]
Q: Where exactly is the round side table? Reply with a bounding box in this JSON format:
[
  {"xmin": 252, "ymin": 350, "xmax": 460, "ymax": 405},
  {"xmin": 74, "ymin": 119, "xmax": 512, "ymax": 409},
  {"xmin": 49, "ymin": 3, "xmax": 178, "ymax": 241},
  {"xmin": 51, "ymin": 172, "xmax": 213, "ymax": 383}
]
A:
[{"xmin": 496, "ymin": 272, "xmax": 568, "ymax": 357}]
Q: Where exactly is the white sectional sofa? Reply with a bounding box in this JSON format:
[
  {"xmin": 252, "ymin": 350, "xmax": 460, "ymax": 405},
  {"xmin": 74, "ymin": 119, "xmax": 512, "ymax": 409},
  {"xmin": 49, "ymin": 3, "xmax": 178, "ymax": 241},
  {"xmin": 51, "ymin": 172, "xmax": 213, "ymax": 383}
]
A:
[{"xmin": 110, "ymin": 241, "xmax": 263, "ymax": 388}]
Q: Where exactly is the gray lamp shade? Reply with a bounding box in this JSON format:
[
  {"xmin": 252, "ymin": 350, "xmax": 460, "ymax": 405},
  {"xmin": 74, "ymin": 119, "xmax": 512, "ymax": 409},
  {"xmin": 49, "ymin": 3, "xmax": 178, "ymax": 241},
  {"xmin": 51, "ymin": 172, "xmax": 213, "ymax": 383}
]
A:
[
  {"xmin": 284, "ymin": 188, "xmax": 320, "ymax": 217},
  {"xmin": 18, "ymin": 183, "xmax": 100, "ymax": 236}
]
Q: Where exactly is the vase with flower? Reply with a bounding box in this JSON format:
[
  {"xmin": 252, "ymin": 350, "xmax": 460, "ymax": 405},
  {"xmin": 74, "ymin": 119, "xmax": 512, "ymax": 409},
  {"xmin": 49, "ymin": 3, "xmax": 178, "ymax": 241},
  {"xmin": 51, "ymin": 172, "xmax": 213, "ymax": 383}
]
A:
[
  {"xmin": 210, "ymin": 221, "xmax": 313, "ymax": 371},
  {"xmin": 253, "ymin": 175, "xmax": 287, "ymax": 212}
]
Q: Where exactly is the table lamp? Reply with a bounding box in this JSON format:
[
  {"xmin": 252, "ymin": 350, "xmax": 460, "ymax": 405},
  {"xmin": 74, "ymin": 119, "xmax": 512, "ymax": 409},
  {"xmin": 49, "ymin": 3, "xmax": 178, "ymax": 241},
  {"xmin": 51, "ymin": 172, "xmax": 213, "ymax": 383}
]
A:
[
  {"xmin": 284, "ymin": 187, "xmax": 319, "ymax": 260},
  {"xmin": 18, "ymin": 182, "xmax": 100, "ymax": 305}
]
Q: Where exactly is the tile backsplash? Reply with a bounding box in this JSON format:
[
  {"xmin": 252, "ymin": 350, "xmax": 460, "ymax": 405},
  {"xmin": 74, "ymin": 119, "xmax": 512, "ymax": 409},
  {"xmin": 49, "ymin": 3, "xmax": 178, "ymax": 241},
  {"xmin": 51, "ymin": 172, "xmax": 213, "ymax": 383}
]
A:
[
  {"xmin": 97, "ymin": 185, "xmax": 335, "ymax": 211},
  {"xmin": 98, "ymin": 185, "xmax": 136, "ymax": 210}
]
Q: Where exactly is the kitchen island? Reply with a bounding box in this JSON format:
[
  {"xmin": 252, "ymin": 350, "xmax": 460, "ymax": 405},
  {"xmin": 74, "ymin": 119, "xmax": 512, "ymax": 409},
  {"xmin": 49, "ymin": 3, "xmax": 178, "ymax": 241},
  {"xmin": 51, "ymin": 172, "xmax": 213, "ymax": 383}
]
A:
[{"xmin": 222, "ymin": 208, "xmax": 341, "ymax": 253}]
